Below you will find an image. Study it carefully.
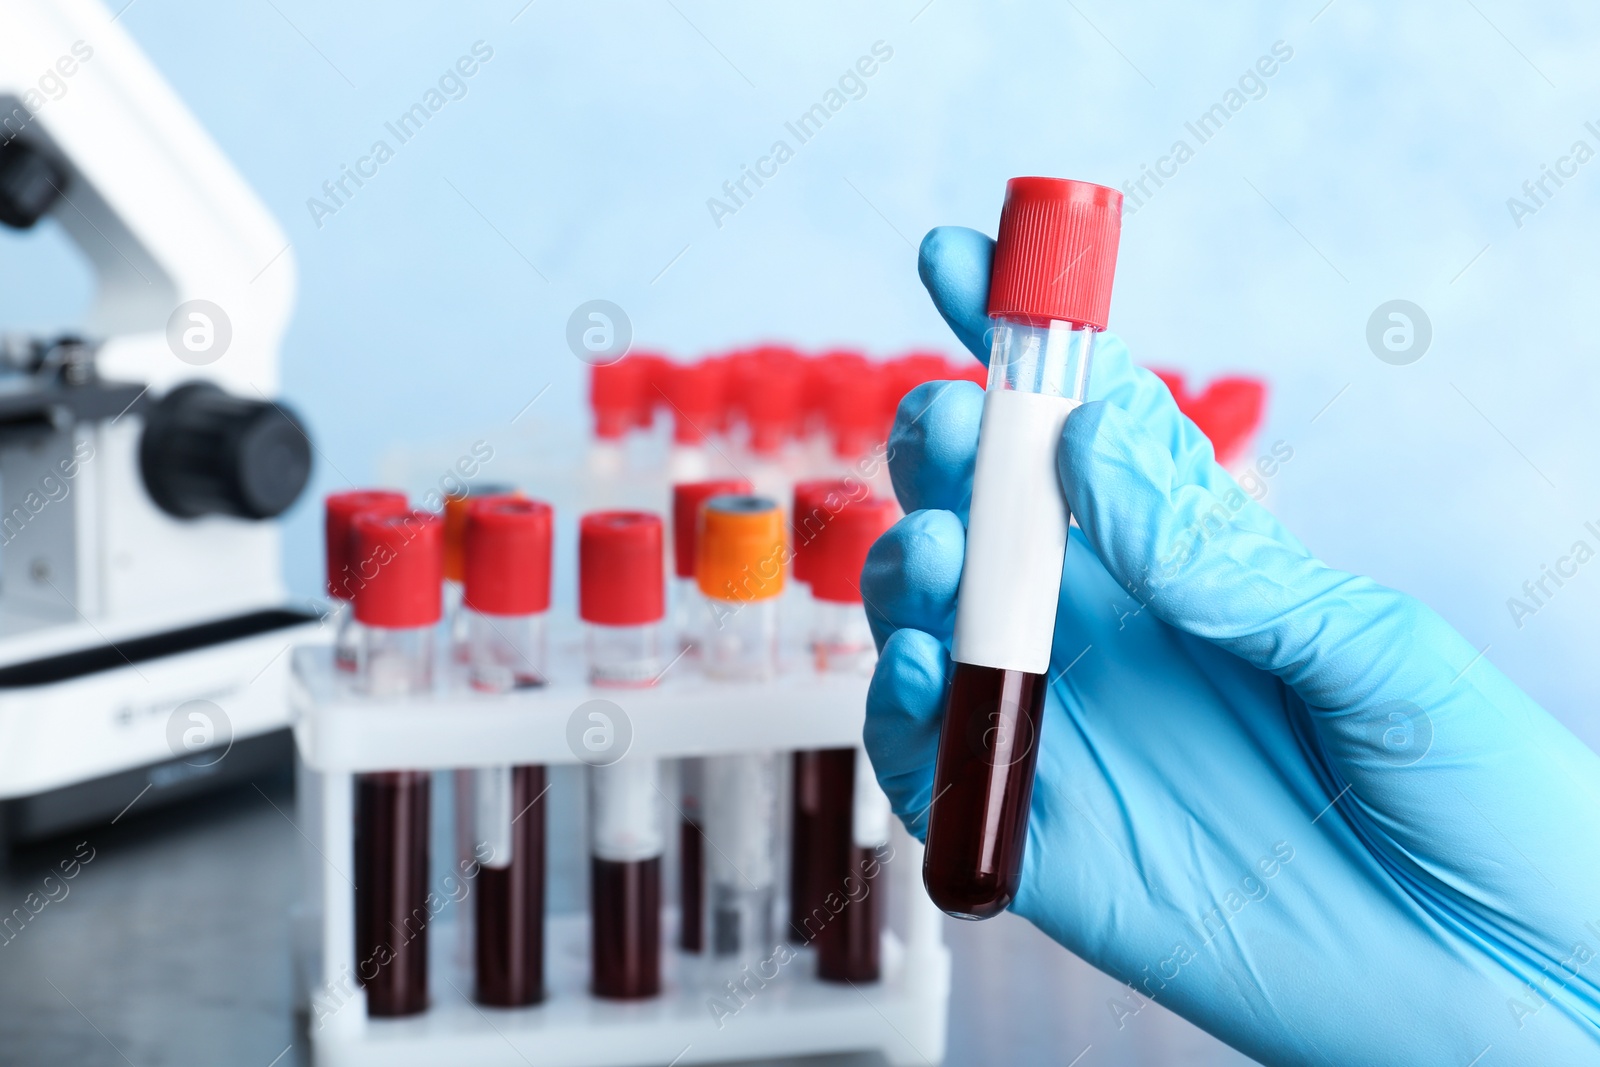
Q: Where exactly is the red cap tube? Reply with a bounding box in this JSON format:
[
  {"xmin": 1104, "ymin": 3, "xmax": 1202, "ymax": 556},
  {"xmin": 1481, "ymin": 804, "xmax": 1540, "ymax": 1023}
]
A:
[
  {"xmin": 463, "ymin": 498, "xmax": 554, "ymax": 616},
  {"xmin": 721, "ymin": 348, "xmax": 754, "ymax": 428},
  {"xmin": 709, "ymin": 355, "xmax": 738, "ymax": 434},
  {"xmin": 922, "ymin": 176, "xmax": 1123, "ymax": 924},
  {"xmin": 810, "ymin": 496, "xmax": 896, "ymax": 604},
  {"xmin": 739, "ymin": 345, "xmax": 803, "ymax": 455},
  {"xmin": 671, "ymin": 478, "xmax": 752, "ymax": 579},
  {"xmin": 792, "ymin": 478, "xmax": 861, "ymax": 585},
  {"xmin": 351, "ymin": 511, "xmax": 444, "ymax": 628},
  {"xmin": 822, "ymin": 357, "xmax": 884, "ymax": 460},
  {"xmin": 590, "ymin": 360, "xmax": 646, "ymax": 440},
  {"xmin": 804, "ymin": 350, "xmax": 857, "ymax": 432},
  {"xmin": 987, "ymin": 177, "xmax": 1122, "ymax": 329},
  {"xmin": 579, "ymin": 511, "xmax": 665, "ymax": 626},
  {"xmin": 325, "ymin": 490, "xmax": 409, "ymax": 600},
  {"xmin": 444, "ymin": 485, "xmax": 521, "ymax": 584},
  {"xmin": 666, "ymin": 359, "xmax": 727, "ymax": 445},
  {"xmin": 630, "ymin": 353, "xmax": 672, "ymax": 429}
]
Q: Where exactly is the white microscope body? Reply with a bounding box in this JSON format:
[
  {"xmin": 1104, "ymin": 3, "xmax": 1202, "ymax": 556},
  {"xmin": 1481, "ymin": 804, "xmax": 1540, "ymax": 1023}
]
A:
[{"xmin": 0, "ymin": 0, "xmax": 319, "ymax": 849}]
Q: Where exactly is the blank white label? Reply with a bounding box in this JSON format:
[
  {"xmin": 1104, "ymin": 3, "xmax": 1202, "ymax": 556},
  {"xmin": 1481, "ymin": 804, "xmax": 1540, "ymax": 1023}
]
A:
[
  {"xmin": 851, "ymin": 744, "xmax": 891, "ymax": 850},
  {"xmin": 951, "ymin": 389, "xmax": 1078, "ymax": 675},
  {"xmin": 705, "ymin": 752, "xmax": 778, "ymax": 889},
  {"xmin": 589, "ymin": 760, "xmax": 664, "ymax": 862},
  {"xmin": 473, "ymin": 765, "xmax": 513, "ymax": 868}
]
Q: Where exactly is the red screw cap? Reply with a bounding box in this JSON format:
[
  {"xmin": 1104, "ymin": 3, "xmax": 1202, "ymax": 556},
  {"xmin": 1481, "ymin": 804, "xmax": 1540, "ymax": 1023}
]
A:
[
  {"xmin": 814, "ymin": 353, "xmax": 882, "ymax": 460},
  {"xmin": 630, "ymin": 352, "xmax": 672, "ymax": 429},
  {"xmin": 590, "ymin": 359, "xmax": 646, "ymax": 440},
  {"xmin": 804, "ymin": 350, "xmax": 855, "ymax": 432},
  {"xmin": 325, "ymin": 490, "xmax": 409, "ymax": 600},
  {"xmin": 672, "ymin": 478, "xmax": 752, "ymax": 579},
  {"xmin": 987, "ymin": 177, "xmax": 1123, "ymax": 330},
  {"xmin": 811, "ymin": 496, "xmax": 897, "ymax": 604},
  {"xmin": 792, "ymin": 478, "xmax": 863, "ymax": 585},
  {"xmin": 667, "ymin": 359, "xmax": 727, "ymax": 445},
  {"xmin": 463, "ymin": 498, "xmax": 554, "ymax": 616},
  {"xmin": 580, "ymin": 511, "xmax": 665, "ymax": 626},
  {"xmin": 351, "ymin": 511, "xmax": 444, "ymax": 628},
  {"xmin": 443, "ymin": 485, "xmax": 521, "ymax": 584},
  {"xmin": 739, "ymin": 345, "xmax": 803, "ymax": 455}
]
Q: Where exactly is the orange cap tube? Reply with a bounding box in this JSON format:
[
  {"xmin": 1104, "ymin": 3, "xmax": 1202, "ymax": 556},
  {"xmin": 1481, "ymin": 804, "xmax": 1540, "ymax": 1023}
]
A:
[{"xmin": 695, "ymin": 495, "xmax": 786, "ymax": 603}]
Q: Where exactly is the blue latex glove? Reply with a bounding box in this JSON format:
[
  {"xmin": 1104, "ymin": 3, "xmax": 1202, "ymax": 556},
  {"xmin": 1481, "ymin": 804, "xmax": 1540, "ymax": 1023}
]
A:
[{"xmin": 863, "ymin": 225, "xmax": 1600, "ymax": 1065}]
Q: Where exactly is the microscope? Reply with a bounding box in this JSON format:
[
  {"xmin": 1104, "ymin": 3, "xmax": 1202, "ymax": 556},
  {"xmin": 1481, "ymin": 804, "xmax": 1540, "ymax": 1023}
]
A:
[{"xmin": 0, "ymin": 0, "xmax": 319, "ymax": 854}]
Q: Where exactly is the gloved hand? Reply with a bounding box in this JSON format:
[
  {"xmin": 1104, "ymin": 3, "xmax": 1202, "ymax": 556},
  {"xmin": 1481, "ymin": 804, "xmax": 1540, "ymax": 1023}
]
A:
[{"xmin": 863, "ymin": 225, "xmax": 1600, "ymax": 1066}]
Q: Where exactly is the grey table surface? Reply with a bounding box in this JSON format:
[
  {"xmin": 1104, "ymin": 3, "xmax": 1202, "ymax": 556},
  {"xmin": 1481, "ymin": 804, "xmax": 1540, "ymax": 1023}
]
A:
[{"xmin": 0, "ymin": 770, "xmax": 1254, "ymax": 1067}]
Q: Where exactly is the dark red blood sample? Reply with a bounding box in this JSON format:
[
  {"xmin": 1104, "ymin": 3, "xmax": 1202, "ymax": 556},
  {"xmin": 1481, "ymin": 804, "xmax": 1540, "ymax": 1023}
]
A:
[
  {"xmin": 788, "ymin": 750, "xmax": 821, "ymax": 940},
  {"xmin": 475, "ymin": 765, "xmax": 547, "ymax": 1007},
  {"xmin": 679, "ymin": 818, "xmax": 705, "ymax": 952},
  {"xmin": 789, "ymin": 748, "xmax": 854, "ymax": 942},
  {"xmin": 923, "ymin": 663, "xmax": 1049, "ymax": 920},
  {"xmin": 815, "ymin": 747, "xmax": 884, "ymax": 982},
  {"xmin": 591, "ymin": 856, "xmax": 661, "ymax": 999},
  {"xmin": 354, "ymin": 770, "xmax": 431, "ymax": 1016},
  {"xmin": 818, "ymin": 843, "xmax": 882, "ymax": 983}
]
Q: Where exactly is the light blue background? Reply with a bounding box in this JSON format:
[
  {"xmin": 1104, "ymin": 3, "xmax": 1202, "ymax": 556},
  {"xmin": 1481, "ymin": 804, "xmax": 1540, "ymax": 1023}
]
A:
[{"xmin": 3, "ymin": 0, "xmax": 1597, "ymax": 749}]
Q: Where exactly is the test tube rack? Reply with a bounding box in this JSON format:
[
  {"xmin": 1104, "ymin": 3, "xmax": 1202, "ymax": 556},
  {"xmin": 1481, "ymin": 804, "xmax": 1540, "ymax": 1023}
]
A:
[{"xmin": 289, "ymin": 640, "xmax": 950, "ymax": 1067}]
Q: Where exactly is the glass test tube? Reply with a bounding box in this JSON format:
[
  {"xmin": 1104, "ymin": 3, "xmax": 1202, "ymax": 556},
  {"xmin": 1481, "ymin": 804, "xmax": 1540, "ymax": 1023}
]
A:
[
  {"xmin": 792, "ymin": 748, "xmax": 851, "ymax": 945},
  {"xmin": 818, "ymin": 745, "xmax": 892, "ymax": 983},
  {"xmin": 795, "ymin": 494, "xmax": 896, "ymax": 945},
  {"xmin": 580, "ymin": 511, "xmax": 667, "ymax": 999},
  {"xmin": 444, "ymin": 485, "xmax": 522, "ymax": 912},
  {"xmin": 588, "ymin": 360, "xmax": 642, "ymax": 486},
  {"xmin": 924, "ymin": 177, "xmax": 1123, "ymax": 920},
  {"xmin": 733, "ymin": 348, "xmax": 804, "ymax": 502},
  {"xmin": 806, "ymin": 492, "xmax": 893, "ymax": 674},
  {"xmin": 788, "ymin": 749, "xmax": 826, "ymax": 942},
  {"xmin": 696, "ymin": 494, "xmax": 785, "ymax": 963},
  {"xmin": 462, "ymin": 498, "xmax": 553, "ymax": 1007},
  {"xmin": 324, "ymin": 489, "xmax": 408, "ymax": 672},
  {"xmin": 821, "ymin": 353, "xmax": 884, "ymax": 472},
  {"xmin": 665, "ymin": 361, "xmax": 726, "ymax": 484},
  {"xmin": 787, "ymin": 480, "xmax": 868, "ymax": 941},
  {"xmin": 443, "ymin": 484, "xmax": 520, "ymax": 661},
  {"xmin": 704, "ymin": 750, "xmax": 779, "ymax": 962},
  {"xmin": 350, "ymin": 510, "xmax": 443, "ymax": 1017},
  {"xmin": 670, "ymin": 478, "xmax": 752, "ymax": 954},
  {"xmin": 678, "ymin": 757, "xmax": 707, "ymax": 954}
]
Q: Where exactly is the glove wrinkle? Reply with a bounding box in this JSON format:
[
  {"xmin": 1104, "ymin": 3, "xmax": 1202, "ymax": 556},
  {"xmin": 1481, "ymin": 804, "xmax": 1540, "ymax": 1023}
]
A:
[{"xmin": 1049, "ymin": 687, "xmax": 1156, "ymax": 897}]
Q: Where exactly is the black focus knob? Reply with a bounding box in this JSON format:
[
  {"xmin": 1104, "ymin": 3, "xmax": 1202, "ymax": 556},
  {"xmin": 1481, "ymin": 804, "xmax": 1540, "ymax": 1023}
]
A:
[
  {"xmin": 0, "ymin": 140, "xmax": 67, "ymax": 230},
  {"xmin": 140, "ymin": 382, "xmax": 312, "ymax": 520}
]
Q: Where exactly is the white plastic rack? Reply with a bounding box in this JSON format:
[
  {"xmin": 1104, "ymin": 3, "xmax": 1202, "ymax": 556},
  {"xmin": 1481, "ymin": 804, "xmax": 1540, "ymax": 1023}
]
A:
[{"xmin": 290, "ymin": 640, "xmax": 950, "ymax": 1067}]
